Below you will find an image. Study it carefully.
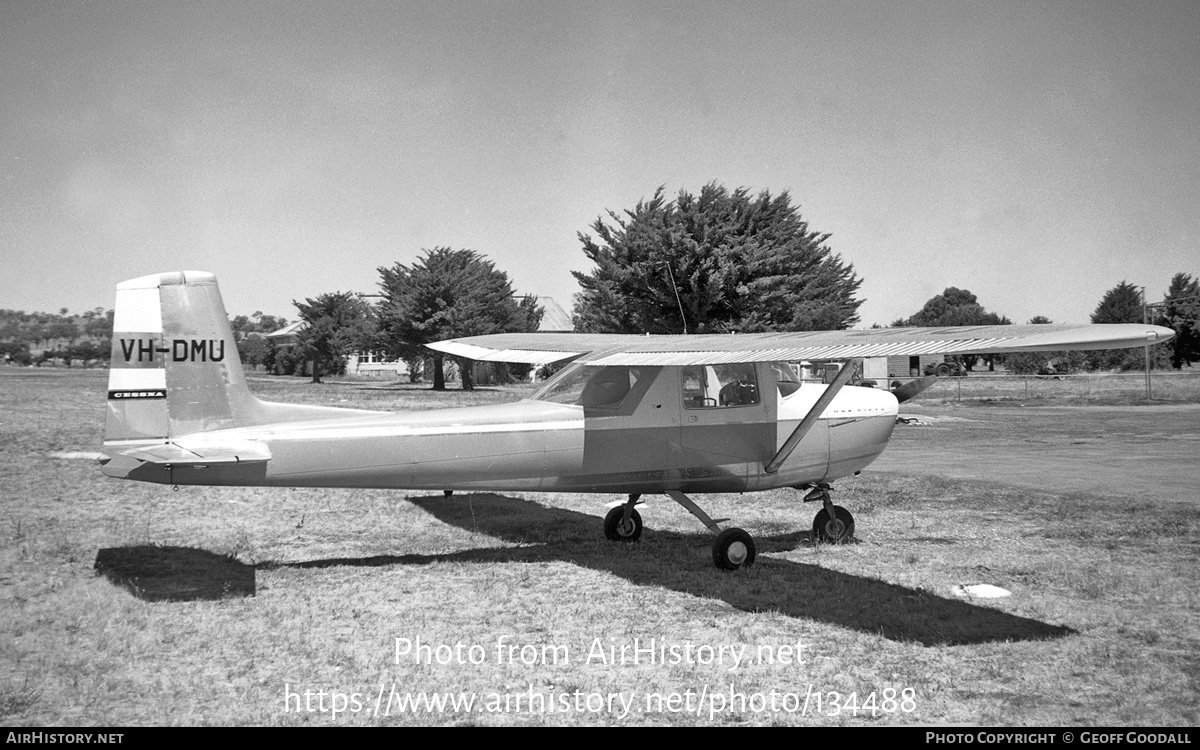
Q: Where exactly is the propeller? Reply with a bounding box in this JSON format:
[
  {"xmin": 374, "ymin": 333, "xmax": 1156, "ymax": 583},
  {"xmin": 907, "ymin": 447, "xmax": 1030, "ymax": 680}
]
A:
[{"xmin": 889, "ymin": 374, "xmax": 940, "ymax": 403}]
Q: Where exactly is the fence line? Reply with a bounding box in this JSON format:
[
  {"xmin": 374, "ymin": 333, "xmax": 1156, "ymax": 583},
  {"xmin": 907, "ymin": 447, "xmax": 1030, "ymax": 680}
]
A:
[{"xmin": 886, "ymin": 371, "xmax": 1200, "ymax": 403}]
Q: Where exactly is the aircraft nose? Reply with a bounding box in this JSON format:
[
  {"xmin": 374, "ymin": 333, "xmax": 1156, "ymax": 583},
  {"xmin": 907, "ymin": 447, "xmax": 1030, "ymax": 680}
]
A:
[{"xmin": 841, "ymin": 383, "xmax": 899, "ymax": 418}]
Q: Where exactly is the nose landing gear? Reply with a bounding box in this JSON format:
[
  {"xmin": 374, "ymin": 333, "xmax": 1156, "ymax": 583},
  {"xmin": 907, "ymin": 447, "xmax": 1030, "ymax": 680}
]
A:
[
  {"xmin": 603, "ymin": 501, "xmax": 643, "ymax": 541},
  {"xmin": 801, "ymin": 484, "xmax": 855, "ymax": 544}
]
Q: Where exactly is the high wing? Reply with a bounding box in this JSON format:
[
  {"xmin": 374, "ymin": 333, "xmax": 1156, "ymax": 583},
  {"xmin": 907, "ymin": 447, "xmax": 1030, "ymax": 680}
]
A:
[{"xmin": 427, "ymin": 324, "xmax": 1175, "ymax": 366}]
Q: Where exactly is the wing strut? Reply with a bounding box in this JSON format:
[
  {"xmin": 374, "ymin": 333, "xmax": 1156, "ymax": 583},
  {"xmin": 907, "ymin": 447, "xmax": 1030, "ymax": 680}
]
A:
[{"xmin": 764, "ymin": 360, "xmax": 859, "ymax": 475}]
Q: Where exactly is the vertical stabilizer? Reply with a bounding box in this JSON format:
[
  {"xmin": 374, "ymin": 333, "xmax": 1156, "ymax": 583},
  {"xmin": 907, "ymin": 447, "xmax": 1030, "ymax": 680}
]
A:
[{"xmin": 104, "ymin": 271, "xmax": 255, "ymax": 443}]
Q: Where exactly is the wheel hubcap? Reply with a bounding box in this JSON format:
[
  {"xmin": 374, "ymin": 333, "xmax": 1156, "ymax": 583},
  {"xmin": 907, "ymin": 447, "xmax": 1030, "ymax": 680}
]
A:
[{"xmin": 727, "ymin": 542, "xmax": 747, "ymax": 565}]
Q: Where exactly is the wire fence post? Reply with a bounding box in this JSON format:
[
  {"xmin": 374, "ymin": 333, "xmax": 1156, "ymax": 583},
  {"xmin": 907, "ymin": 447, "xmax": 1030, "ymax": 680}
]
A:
[{"xmin": 1143, "ymin": 289, "xmax": 1152, "ymax": 400}]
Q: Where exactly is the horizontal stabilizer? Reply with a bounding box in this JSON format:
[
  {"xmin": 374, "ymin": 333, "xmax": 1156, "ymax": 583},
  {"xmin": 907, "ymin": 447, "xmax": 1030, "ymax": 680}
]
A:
[
  {"xmin": 114, "ymin": 439, "xmax": 271, "ymax": 466},
  {"xmin": 100, "ymin": 438, "xmax": 271, "ymax": 481}
]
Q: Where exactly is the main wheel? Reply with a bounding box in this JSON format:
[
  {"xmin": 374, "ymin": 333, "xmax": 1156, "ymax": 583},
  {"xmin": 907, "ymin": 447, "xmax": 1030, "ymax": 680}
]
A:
[
  {"xmin": 604, "ymin": 506, "xmax": 643, "ymax": 542},
  {"xmin": 712, "ymin": 527, "xmax": 756, "ymax": 570},
  {"xmin": 812, "ymin": 505, "xmax": 855, "ymax": 543}
]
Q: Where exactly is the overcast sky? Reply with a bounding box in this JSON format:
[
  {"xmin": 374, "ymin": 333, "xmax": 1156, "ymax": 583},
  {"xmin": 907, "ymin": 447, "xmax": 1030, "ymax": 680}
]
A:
[{"xmin": 2, "ymin": 1, "xmax": 1197, "ymax": 327}]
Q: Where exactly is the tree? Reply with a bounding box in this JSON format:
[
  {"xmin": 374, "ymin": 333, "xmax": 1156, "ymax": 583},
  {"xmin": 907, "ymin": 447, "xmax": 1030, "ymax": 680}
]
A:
[
  {"xmin": 231, "ymin": 311, "xmax": 289, "ymax": 339},
  {"xmin": 1158, "ymin": 272, "xmax": 1200, "ymax": 369},
  {"xmin": 572, "ymin": 184, "xmax": 863, "ymax": 334},
  {"xmin": 37, "ymin": 313, "xmax": 79, "ymax": 350},
  {"xmin": 80, "ymin": 308, "xmax": 113, "ymax": 365},
  {"xmin": 0, "ymin": 341, "xmax": 32, "ymax": 366},
  {"xmin": 895, "ymin": 288, "xmax": 1011, "ymax": 370},
  {"xmin": 377, "ymin": 248, "xmax": 543, "ymax": 390},
  {"xmin": 236, "ymin": 334, "xmax": 272, "ymax": 371},
  {"xmin": 897, "ymin": 287, "xmax": 1012, "ymax": 328},
  {"xmin": 1091, "ymin": 281, "xmax": 1143, "ymax": 325},
  {"xmin": 1086, "ymin": 281, "xmax": 1164, "ymax": 371},
  {"xmin": 1000, "ymin": 316, "xmax": 1083, "ymax": 375},
  {"xmin": 81, "ymin": 307, "xmax": 113, "ymax": 338},
  {"xmin": 230, "ymin": 311, "xmax": 288, "ymax": 370},
  {"xmin": 292, "ymin": 292, "xmax": 375, "ymax": 384},
  {"xmin": 1, "ymin": 308, "xmax": 115, "ymax": 366},
  {"xmin": 67, "ymin": 340, "xmax": 105, "ymax": 368}
]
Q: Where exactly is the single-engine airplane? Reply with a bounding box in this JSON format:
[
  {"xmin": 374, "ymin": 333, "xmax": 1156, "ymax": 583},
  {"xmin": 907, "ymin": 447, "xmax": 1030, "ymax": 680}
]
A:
[{"xmin": 100, "ymin": 271, "xmax": 1175, "ymax": 569}]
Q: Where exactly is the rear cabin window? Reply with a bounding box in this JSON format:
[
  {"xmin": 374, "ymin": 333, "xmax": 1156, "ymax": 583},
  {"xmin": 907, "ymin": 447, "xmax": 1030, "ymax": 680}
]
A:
[{"xmin": 681, "ymin": 364, "xmax": 760, "ymax": 409}]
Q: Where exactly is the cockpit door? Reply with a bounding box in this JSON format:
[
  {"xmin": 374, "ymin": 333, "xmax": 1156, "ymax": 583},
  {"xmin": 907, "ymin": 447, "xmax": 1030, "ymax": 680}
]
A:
[{"xmin": 677, "ymin": 362, "xmax": 777, "ymax": 489}]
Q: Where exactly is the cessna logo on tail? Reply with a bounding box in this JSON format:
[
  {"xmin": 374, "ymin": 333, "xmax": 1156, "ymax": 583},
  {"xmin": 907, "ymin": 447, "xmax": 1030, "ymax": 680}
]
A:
[
  {"xmin": 118, "ymin": 338, "xmax": 226, "ymax": 363},
  {"xmin": 108, "ymin": 389, "xmax": 167, "ymax": 400}
]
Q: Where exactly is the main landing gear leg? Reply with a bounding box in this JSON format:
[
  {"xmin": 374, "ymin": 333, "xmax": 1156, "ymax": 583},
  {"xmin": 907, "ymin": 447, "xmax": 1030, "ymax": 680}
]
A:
[
  {"xmin": 802, "ymin": 484, "xmax": 855, "ymax": 544},
  {"xmin": 665, "ymin": 489, "xmax": 756, "ymax": 570}
]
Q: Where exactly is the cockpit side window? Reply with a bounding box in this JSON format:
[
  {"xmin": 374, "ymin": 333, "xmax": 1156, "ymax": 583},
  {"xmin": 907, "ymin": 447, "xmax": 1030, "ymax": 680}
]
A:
[{"xmin": 682, "ymin": 363, "xmax": 760, "ymax": 409}]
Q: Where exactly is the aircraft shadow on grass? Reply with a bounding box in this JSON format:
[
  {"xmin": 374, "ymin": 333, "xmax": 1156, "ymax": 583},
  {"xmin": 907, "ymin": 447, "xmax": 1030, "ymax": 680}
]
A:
[
  {"xmin": 94, "ymin": 545, "xmax": 255, "ymax": 602},
  {"xmin": 93, "ymin": 493, "xmax": 1073, "ymax": 646},
  {"xmin": 270, "ymin": 493, "xmax": 1074, "ymax": 647}
]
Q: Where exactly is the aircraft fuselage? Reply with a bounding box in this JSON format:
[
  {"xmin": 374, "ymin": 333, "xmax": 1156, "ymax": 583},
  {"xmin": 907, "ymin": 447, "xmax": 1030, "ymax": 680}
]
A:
[{"xmin": 107, "ymin": 363, "xmax": 898, "ymax": 495}]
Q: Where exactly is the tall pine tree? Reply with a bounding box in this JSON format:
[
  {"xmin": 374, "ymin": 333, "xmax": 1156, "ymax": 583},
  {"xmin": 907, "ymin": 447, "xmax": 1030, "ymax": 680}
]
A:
[
  {"xmin": 1086, "ymin": 280, "xmax": 1165, "ymax": 371},
  {"xmin": 1159, "ymin": 272, "xmax": 1200, "ymax": 369},
  {"xmin": 572, "ymin": 184, "xmax": 862, "ymax": 334}
]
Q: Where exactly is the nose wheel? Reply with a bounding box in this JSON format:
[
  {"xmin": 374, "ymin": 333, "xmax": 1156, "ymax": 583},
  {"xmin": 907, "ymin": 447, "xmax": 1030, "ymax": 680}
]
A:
[
  {"xmin": 603, "ymin": 504, "xmax": 643, "ymax": 541},
  {"xmin": 812, "ymin": 505, "xmax": 855, "ymax": 543},
  {"xmin": 800, "ymin": 484, "xmax": 855, "ymax": 544}
]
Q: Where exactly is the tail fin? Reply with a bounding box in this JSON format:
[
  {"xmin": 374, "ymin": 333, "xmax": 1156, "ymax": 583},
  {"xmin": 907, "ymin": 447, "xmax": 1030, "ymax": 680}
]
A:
[
  {"xmin": 104, "ymin": 271, "xmax": 257, "ymax": 443},
  {"xmin": 104, "ymin": 271, "xmax": 374, "ymax": 449}
]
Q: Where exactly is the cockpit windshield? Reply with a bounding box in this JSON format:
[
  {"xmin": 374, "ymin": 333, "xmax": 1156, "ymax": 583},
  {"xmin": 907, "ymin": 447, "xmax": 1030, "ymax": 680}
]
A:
[{"xmin": 772, "ymin": 362, "xmax": 802, "ymax": 397}]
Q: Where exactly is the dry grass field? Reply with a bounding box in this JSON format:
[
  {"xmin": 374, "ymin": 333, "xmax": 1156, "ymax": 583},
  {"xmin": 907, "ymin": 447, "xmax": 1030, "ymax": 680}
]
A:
[{"xmin": 2, "ymin": 368, "xmax": 1197, "ymax": 726}]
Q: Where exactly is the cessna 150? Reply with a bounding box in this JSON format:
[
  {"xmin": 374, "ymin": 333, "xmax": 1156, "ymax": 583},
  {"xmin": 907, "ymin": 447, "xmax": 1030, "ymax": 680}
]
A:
[{"xmin": 100, "ymin": 271, "xmax": 1175, "ymax": 569}]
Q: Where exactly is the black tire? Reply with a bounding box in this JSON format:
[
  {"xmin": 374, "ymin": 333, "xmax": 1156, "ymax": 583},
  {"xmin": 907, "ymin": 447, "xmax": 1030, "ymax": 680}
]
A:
[
  {"xmin": 712, "ymin": 527, "xmax": 756, "ymax": 570},
  {"xmin": 604, "ymin": 506, "xmax": 642, "ymax": 542},
  {"xmin": 812, "ymin": 505, "xmax": 855, "ymax": 543}
]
